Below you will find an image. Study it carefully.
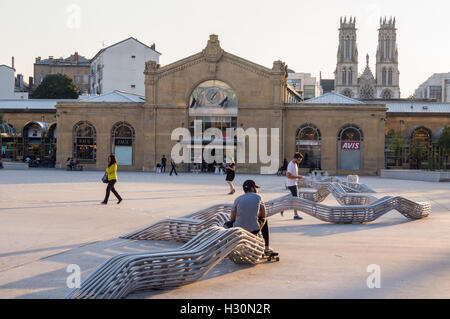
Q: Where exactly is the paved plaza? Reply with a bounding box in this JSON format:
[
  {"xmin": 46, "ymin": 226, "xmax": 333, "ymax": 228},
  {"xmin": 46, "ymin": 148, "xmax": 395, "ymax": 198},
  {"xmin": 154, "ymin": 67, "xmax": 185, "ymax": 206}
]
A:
[{"xmin": 0, "ymin": 169, "xmax": 449, "ymax": 299}]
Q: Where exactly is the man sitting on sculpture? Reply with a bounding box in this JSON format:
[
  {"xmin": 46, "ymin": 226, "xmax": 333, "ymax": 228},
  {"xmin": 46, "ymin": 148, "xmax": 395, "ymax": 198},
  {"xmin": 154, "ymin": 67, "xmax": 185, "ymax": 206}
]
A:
[{"xmin": 225, "ymin": 179, "xmax": 275, "ymax": 255}]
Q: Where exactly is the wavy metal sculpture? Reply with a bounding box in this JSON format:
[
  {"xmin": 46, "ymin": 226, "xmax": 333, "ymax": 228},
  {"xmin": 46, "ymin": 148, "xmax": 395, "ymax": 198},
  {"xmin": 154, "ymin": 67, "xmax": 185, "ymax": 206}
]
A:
[
  {"xmin": 68, "ymin": 177, "xmax": 431, "ymax": 299},
  {"xmin": 122, "ymin": 193, "xmax": 430, "ymax": 242},
  {"xmin": 122, "ymin": 181, "xmax": 378, "ymax": 241},
  {"xmin": 66, "ymin": 226, "xmax": 264, "ymax": 299}
]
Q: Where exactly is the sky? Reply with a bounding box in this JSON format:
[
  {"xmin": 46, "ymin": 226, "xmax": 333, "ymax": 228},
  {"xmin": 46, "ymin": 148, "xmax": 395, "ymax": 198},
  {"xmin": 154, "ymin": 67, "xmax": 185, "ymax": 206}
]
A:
[{"xmin": 1, "ymin": 0, "xmax": 449, "ymax": 97}]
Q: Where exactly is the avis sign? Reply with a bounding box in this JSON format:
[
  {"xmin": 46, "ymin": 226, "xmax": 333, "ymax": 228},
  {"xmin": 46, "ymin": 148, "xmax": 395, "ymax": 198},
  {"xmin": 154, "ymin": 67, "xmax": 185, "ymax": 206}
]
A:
[{"xmin": 341, "ymin": 141, "xmax": 361, "ymax": 150}]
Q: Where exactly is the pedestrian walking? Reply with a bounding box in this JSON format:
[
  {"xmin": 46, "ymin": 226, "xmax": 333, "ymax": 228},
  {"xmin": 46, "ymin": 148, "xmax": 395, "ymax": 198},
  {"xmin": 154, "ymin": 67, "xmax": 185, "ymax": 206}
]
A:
[
  {"xmin": 286, "ymin": 152, "xmax": 304, "ymax": 220},
  {"xmin": 225, "ymin": 157, "xmax": 236, "ymax": 195},
  {"xmin": 170, "ymin": 158, "xmax": 178, "ymax": 176},
  {"xmin": 101, "ymin": 154, "xmax": 123, "ymax": 205}
]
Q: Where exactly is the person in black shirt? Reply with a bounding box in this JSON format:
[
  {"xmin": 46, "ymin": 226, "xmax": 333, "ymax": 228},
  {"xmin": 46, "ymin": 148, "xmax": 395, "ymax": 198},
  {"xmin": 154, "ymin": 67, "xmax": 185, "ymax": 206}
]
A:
[
  {"xmin": 161, "ymin": 155, "xmax": 167, "ymax": 173},
  {"xmin": 225, "ymin": 158, "xmax": 236, "ymax": 195}
]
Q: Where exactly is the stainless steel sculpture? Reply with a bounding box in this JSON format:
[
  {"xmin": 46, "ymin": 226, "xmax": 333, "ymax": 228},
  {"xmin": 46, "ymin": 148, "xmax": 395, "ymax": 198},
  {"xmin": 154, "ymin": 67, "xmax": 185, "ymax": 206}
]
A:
[
  {"xmin": 66, "ymin": 226, "xmax": 265, "ymax": 299},
  {"xmin": 67, "ymin": 177, "xmax": 431, "ymax": 299}
]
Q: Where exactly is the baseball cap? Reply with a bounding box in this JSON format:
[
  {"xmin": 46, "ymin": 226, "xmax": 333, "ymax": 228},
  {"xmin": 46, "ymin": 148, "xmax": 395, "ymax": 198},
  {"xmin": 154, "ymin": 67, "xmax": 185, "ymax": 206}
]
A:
[{"xmin": 243, "ymin": 180, "xmax": 260, "ymax": 191}]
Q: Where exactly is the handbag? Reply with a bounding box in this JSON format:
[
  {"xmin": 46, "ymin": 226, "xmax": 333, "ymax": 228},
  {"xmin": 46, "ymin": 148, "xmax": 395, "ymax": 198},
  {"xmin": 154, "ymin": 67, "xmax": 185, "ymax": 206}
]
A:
[{"xmin": 102, "ymin": 173, "xmax": 109, "ymax": 183}]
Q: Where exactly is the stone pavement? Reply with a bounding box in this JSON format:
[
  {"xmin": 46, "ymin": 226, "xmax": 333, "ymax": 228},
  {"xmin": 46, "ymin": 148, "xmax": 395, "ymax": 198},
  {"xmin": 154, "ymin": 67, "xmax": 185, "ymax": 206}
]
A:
[{"xmin": 0, "ymin": 169, "xmax": 449, "ymax": 298}]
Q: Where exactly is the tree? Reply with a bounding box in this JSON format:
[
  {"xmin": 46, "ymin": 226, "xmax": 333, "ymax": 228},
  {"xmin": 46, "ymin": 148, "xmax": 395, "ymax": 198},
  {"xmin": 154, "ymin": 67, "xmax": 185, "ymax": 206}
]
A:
[
  {"xmin": 438, "ymin": 126, "xmax": 450, "ymax": 170},
  {"xmin": 438, "ymin": 126, "xmax": 450, "ymax": 154},
  {"xmin": 387, "ymin": 132, "xmax": 407, "ymax": 166},
  {"xmin": 32, "ymin": 73, "xmax": 79, "ymax": 99}
]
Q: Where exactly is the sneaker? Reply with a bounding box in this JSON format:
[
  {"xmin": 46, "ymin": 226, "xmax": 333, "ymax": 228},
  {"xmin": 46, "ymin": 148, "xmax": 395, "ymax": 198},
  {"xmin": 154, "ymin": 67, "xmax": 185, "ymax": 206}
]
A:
[
  {"xmin": 117, "ymin": 199, "xmax": 122, "ymax": 204},
  {"xmin": 264, "ymin": 247, "xmax": 274, "ymax": 255},
  {"xmin": 293, "ymin": 215, "xmax": 303, "ymax": 220},
  {"xmin": 101, "ymin": 201, "xmax": 107, "ymax": 205}
]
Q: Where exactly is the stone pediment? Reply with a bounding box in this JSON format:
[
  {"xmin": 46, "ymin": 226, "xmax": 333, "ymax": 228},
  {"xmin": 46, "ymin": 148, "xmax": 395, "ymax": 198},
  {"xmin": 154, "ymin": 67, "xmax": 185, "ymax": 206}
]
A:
[{"xmin": 147, "ymin": 35, "xmax": 284, "ymax": 80}]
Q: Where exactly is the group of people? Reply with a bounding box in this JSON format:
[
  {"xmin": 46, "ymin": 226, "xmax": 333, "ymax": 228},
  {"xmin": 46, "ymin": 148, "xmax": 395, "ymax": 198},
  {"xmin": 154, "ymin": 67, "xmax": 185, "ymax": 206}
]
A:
[
  {"xmin": 159, "ymin": 155, "xmax": 178, "ymax": 176},
  {"xmin": 66, "ymin": 157, "xmax": 80, "ymax": 171},
  {"xmin": 25, "ymin": 156, "xmax": 41, "ymax": 167},
  {"xmin": 99, "ymin": 152, "xmax": 306, "ymax": 257}
]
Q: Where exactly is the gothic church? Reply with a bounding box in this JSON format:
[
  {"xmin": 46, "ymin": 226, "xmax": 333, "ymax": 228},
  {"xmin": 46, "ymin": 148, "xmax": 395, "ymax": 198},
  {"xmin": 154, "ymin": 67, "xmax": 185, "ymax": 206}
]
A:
[{"xmin": 334, "ymin": 17, "xmax": 400, "ymax": 99}]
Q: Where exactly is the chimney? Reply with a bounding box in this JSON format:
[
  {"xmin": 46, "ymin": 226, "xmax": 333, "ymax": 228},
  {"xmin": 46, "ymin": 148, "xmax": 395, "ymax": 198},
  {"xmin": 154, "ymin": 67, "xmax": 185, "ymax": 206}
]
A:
[
  {"xmin": 150, "ymin": 43, "xmax": 156, "ymax": 51},
  {"xmin": 74, "ymin": 51, "xmax": 79, "ymax": 63},
  {"xmin": 35, "ymin": 56, "xmax": 41, "ymax": 63},
  {"xmin": 29, "ymin": 76, "xmax": 34, "ymax": 88},
  {"xmin": 12, "ymin": 56, "xmax": 15, "ymax": 69}
]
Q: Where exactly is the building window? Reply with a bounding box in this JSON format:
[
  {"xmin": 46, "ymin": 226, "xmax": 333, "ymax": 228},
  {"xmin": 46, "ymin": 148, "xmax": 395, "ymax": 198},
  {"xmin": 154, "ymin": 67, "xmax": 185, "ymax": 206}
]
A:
[
  {"xmin": 131, "ymin": 55, "xmax": 136, "ymax": 59},
  {"xmin": 296, "ymin": 124, "xmax": 321, "ymax": 169},
  {"xmin": 73, "ymin": 121, "xmax": 96, "ymax": 163},
  {"xmin": 382, "ymin": 89, "xmax": 393, "ymax": 99},
  {"xmin": 342, "ymin": 89, "xmax": 352, "ymax": 98},
  {"xmin": 429, "ymin": 86, "xmax": 442, "ymax": 102},
  {"xmin": 388, "ymin": 68, "xmax": 393, "ymax": 86},
  {"xmin": 342, "ymin": 68, "xmax": 347, "ymax": 85},
  {"xmin": 360, "ymin": 85, "xmax": 375, "ymax": 99},
  {"xmin": 131, "ymin": 85, "xmax": 136, "ymax": 88},
  {"xmin": 382, "ymin": 68, "xmax": 387, "ymax": 85},
  {"xmin": 111, "ymin": 122, "xmax": 135, "ymax": 166}
]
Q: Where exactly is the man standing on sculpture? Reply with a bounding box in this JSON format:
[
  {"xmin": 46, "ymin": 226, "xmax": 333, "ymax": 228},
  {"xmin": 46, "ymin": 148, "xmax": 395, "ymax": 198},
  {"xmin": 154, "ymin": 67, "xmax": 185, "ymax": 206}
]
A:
[{"xmin": 286, "ymin": 152, "xmax": 304, "ymax": 220}]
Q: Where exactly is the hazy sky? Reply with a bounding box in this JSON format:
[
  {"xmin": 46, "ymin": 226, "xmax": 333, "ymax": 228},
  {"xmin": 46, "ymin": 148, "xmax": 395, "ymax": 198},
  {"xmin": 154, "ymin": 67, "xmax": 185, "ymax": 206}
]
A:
[{"xmin": 1, "ymin": 0, "xmax": 449, "ymax": 97}]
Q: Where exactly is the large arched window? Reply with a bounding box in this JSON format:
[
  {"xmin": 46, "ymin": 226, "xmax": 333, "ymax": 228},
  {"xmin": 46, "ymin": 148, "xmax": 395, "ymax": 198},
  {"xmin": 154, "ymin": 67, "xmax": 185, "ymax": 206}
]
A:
[
  {"xmin": 382, "ymin": 68, "xmax": 387, "ymax": 85},
  {"xmin": 111, "ymin": 122, "xmax": 135, "ymax": 166},
  {"xmin": 342, "ymin": 68, "xmax": 347, "ymax": 85},
  {"xmin": 342, "ymin": 89, "xmax": 353, "ymax": 98},
  {"xmin": 73, "ymin": 121, "xmax": 96, "ymax": 163},
  {"xmin": 348, "ymin": 68, "xmax": 353, "ymax": 85},
  {"xmin": 0, "ymin": 123, "xmax": 16, "ymax": 137},
  {"xmin": 189, "ymin": 80, "xmax": 237, "ymax": 109},
  {"xmin": 388, "ymin": 68, "xmax": 393, "ymax": 86},
  {"xmin": 337, "ymin": 124, "xmax": 364, "ymax": 170},
  {"xmin": 360, "ymin": 85, "xmax": 375, "ymax": 99},
  {"xmin": 295, "ymin": 124, "xmax": 321, "ymax": 169},
  {"xmin": 382, "ymin": 89, "xmax": 393, "ymax": 100},
  {"xmin": 345, "ymin": 37, "xmax": 351, "ymax": 59},
  {"xmin": 408, "ymin": 126, "xmax": 432, "ymax": 169}
]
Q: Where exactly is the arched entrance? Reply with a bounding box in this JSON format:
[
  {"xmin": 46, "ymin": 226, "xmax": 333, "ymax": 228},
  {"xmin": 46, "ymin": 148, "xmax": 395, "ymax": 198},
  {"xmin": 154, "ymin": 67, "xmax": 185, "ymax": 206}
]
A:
[
  {"xmin": 187, "ymin": 79, "xmax": 238, "ymax": 172},
  {"xmin": 73, "ymin": 121, "xmax": 97, "ymax": 163},
  {"xmin": 111, "ymin": 122, "xmax": 135, "ymax": 166},
  {"xmin": 337, "ymin": 124, "xmax": 364, "ymax": 170},
  {"xmin": 295, "ymin": 124, "xmax": 321, "ymax": 170},
  {"xmin": 23, "ymin": 121, "xmax": 50, "ymax": 161},
  {"xmin": 407, "ymin": 126, "xmax": 431, "ymax": 169},
  {"xmin": 0, "ymin": 123, "xmax": 18, "ymax": 159}
]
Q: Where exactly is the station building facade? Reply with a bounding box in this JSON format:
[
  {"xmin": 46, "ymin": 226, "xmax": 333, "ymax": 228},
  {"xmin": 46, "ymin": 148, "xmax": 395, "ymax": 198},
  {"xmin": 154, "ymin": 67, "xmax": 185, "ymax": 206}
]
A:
[
  {"xmin": 2, "ymin": 35, "xmax": 448, "ymax": 174},
  {"xmin": 51, "ymin": 35, "xmax": 386, "ymax": 175}
]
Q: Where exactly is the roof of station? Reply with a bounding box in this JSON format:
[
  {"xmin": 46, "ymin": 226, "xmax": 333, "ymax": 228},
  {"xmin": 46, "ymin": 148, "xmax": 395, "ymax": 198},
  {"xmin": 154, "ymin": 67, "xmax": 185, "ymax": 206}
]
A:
[{"xmin": 303, "ymin": 92, "xmax": 366, "ymax": 104}]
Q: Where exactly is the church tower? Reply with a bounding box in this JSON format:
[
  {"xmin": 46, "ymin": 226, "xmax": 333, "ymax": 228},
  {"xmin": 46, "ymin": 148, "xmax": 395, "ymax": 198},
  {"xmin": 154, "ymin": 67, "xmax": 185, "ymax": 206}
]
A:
[
  {"xmin": 334, "ymin": 17, "xmax": 359, "ymax": 98},
  {"xmin": 375, "ymin": 17, "xmax": 400, "ymax": 99}
]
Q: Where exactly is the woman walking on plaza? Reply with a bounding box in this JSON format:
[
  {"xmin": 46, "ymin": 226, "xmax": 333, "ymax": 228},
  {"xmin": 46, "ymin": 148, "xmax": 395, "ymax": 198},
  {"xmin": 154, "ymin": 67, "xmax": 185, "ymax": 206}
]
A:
[
  {"xmin": 225, "ymin": 157, "xmax": 236, "ymax": 195},
  {"xmin": 101, "ymin": 154, "xmax": 123, "ymax": 205}
]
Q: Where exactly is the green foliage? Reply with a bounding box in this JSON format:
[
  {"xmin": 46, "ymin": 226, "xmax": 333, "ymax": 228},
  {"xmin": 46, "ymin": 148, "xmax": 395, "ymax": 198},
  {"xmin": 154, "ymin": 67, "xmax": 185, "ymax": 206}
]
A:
[
  {"xmin": 32, "ymin": 73, "xmax": 79, "ymax": 99},
  {"xmin": 409, "ymin": 140, "xmax": 429, "ymax": 169},
  {"xmin": 438, "ymin": 126, "xmax": 450, "ymax": 154},
  {"xmin": 388, "ymin": 132, "xmax": 407, "ymax": 158}
]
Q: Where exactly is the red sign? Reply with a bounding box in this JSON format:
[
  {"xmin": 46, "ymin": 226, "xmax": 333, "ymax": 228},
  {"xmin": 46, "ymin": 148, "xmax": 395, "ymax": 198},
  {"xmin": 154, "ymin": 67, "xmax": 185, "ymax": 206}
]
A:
[{"xmin": 341, "ymin": 141, "xmax": 361, "ymax": 150}]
